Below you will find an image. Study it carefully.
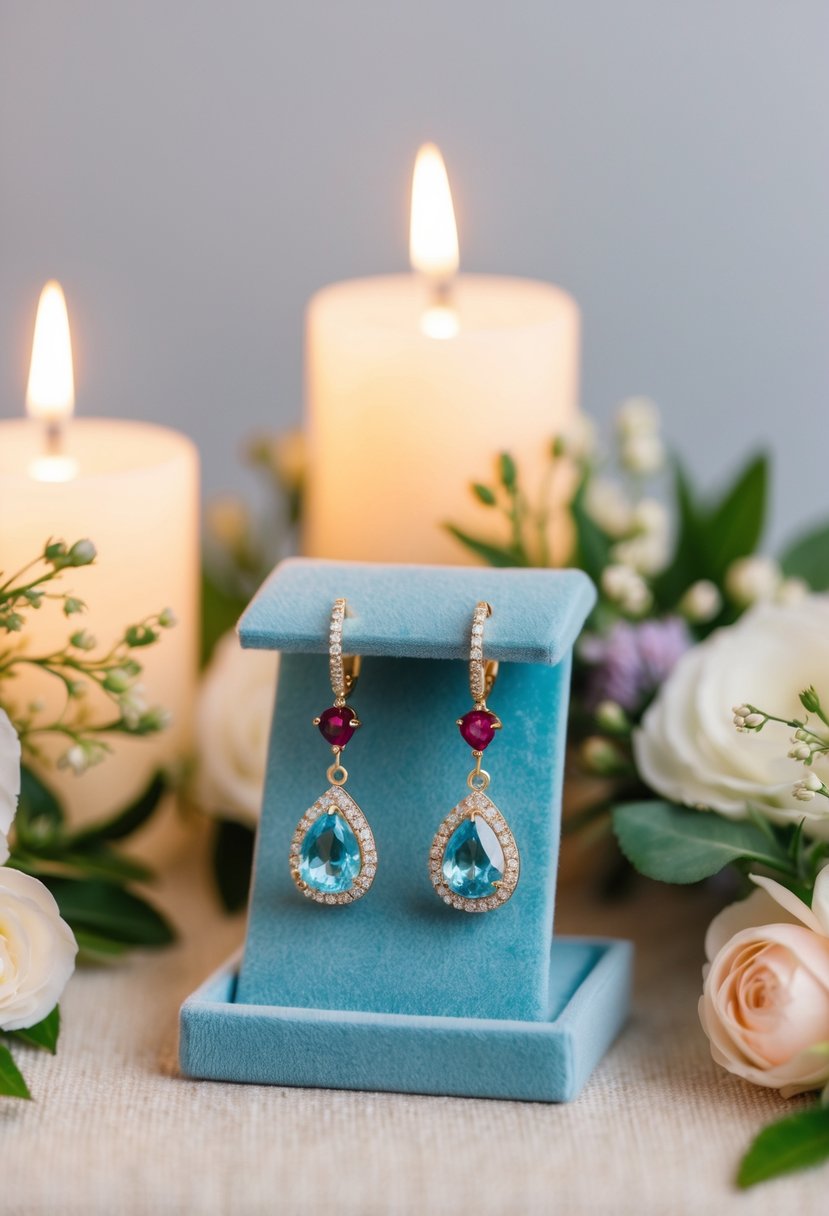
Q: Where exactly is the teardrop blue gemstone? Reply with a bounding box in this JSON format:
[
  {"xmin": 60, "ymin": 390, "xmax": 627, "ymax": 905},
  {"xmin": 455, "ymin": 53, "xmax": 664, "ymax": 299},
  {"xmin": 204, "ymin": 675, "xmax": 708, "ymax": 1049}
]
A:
[
  {"xmin": 299, "ymin": 811, "xmax": 362, "ymax": 894},
  {"xmin": 442, "ymin": 816, "xmax": 505, "ymax": 900}
]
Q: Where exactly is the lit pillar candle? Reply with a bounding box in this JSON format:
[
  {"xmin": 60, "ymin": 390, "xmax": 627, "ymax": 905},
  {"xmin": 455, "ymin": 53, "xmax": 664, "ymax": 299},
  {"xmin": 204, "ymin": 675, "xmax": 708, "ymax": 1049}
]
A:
[
  {"xmin": 0, "ymin": 282, "xmax": 199, "ymax": 852},
  {"xmin": 304, "ymin": 144, "xmax": 580, "ymax": 564}
]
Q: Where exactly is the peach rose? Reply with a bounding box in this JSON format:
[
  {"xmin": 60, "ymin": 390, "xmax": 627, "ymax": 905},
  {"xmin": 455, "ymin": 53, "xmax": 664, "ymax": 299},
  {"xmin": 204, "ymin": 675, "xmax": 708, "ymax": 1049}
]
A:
[{"xmin": 699, "ymin": 867, "xmax": 829, "ymax": 1096}]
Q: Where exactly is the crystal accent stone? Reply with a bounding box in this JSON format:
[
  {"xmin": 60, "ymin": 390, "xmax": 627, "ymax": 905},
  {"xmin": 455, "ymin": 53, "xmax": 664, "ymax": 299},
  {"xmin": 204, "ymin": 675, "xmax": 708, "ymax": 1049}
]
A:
[
  {"xmin": 298, "ymin": 810, "xmax": 362, "ymax": 894},
  {"xmin": 442, "ymin": 815, "xmax": 505, "ymax": 899},
  {"xmin": 317, "ymin": 705, "xmax": 357, "ymax": 748},
  {"xmin": 458, "ymin": 708, "xmax": 498, "ymax": 751}
]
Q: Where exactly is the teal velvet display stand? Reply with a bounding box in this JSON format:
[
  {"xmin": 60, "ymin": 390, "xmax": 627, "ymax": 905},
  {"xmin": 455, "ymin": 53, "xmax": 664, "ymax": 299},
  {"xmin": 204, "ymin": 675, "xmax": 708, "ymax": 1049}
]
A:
[{"xmin": 180, "ymin": 559, "xmax": 632, "ymax": 1101}]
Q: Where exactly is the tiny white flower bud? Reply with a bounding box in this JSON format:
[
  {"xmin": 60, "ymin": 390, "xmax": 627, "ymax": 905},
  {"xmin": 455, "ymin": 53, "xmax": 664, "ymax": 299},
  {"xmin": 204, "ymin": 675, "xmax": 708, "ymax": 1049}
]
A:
[
  {"xmin": 596, "ymin": 700, "xmax": 629, "ymax": 733},
  {"xmin": 725, "ymin": 556, "xmax": 781, "ymax": 607},
  {"xmin": 63, "ymin": 745, "xmax": 87, "ymax": 774},
  {"xmin": 581, "ymin": 736, "xmax": 624, "ymax": 775},
  {"xmin": 776, "ymin": 577, "xmax": 809, "ymax": 607},
  {"xmin": 556, "ymin": 415, "xmax": 597, "ymax": 461},
  {"xmin": 793, "ymin": 783, "xmax": 816, "ymax": 801},
  {"xmin": 681, "ymin": 580, "xmax": 723, "ymax": 624},
  {"xmin": 616, "ymin": 396, "xmax": 660, "ymax": 439},
  {"xmin": 584, "ymin": 478, "xmax": 633, "ymax": 538},
  {"xmin": 743, "ymin": 713, "xmax": 765, "ymax": 728},
  {"xmin": 158, "ymin": 607, "xmax": 178, "ymax": 629},
  {"xmin": 620, "ymin": 432, "xmax": 665, "ymax": 475},
  {"xmin": 804, "ymin": 771, "xmax": 823, "ymax": 792},
  {"xmin": 789, "ymin": 743, "xmax": 812, "ymax": 760}
]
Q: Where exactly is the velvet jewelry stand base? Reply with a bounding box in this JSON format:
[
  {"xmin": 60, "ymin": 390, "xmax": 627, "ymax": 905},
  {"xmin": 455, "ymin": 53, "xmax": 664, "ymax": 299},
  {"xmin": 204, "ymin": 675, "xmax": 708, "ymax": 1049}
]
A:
[{"xmin": 180, "ymin": 560, "xmax": 633, "ymax": 1102}]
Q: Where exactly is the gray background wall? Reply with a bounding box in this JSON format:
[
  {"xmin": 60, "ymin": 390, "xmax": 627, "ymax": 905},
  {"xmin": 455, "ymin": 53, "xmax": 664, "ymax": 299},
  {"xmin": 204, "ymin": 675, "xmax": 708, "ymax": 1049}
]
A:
[{"xmin": 1, "ymin": 2, "xmax": 827, "ymax": 549}]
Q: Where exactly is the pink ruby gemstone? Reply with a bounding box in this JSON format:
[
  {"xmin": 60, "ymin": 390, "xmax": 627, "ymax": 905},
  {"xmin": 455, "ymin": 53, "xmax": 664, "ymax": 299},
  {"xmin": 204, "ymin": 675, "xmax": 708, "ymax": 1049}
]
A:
[
  {"xmin": 458, "ymin": 709, "xmax": 498, "ymax": 751},
  {"xmin": 318, "ymin": 705, "xmax": 357, "ymax": 749}
]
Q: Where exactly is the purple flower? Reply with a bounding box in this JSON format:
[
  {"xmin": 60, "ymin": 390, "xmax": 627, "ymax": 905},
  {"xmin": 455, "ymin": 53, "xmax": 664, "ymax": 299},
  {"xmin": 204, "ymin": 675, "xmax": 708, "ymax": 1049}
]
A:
[{"xmin": 580, "ymin": 617, "xmax": 692, "ymax": 714}]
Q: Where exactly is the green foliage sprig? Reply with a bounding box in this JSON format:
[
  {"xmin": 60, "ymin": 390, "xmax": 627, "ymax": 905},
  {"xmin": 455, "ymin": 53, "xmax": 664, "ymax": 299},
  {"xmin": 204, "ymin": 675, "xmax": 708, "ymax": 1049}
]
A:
[{"xmin": 0, "ymin": 540, "xmax": 177, "ymax": 965}]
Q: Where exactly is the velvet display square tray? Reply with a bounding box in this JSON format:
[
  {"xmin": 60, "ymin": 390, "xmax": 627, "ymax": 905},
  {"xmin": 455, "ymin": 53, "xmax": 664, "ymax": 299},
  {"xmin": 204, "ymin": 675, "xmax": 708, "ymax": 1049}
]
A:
[{"xmin": 180, "ymin": 937, "xmax": 632, "ymax": 1102}]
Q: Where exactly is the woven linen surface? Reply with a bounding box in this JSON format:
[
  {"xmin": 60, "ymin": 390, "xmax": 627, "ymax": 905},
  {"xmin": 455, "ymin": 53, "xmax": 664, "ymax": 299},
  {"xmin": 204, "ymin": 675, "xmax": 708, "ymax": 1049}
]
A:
[{"xmin": 3, "ymin": 835, "xmax": 825, "ymax": 1216}]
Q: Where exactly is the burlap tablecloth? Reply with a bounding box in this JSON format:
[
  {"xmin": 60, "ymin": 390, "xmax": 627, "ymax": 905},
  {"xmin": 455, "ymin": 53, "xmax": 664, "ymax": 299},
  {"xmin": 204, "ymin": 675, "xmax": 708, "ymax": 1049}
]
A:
[{"xmin": 3, "ymin": 837, "xmax": 825, "ymax": 1216}]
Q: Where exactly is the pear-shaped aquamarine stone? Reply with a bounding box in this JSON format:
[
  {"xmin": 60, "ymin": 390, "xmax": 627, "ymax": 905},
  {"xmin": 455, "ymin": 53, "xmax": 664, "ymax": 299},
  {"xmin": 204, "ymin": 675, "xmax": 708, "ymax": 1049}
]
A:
[
  {"xmin": 442, "ymin": 815, "xmax": 505, "ymax": 899},
  {"xmin": 299, "ymin": 810, "xmax": 361, "ymax": 893}
]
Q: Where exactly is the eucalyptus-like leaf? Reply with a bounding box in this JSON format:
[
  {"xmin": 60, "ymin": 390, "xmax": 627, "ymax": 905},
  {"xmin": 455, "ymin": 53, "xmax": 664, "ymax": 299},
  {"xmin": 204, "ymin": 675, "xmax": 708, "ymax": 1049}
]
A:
[
  {"xmin": 738, "ymin": 1104, "xmax": 829, "ymax": 1188},
  {"xmin": 471, "ymin": 482, "xmax": 497, "ymax": 507},
  {"xmin": 498, "ymin": 452, "xmax": 517, "ymax": 491},
  {"xmin": 612, "ymin": 800, "xmax": 793, "ymax": 884},
  {"xmin": 0, "ymin": 1043, "xmax": 31, "ymax": 1099},
  {"xmin": 444, "ymin": 524, "xmax": 527, "ymax": 568},
  {"xmin": 8, "ymin": 1005, "xmax": 60, "ymax": 1054}
]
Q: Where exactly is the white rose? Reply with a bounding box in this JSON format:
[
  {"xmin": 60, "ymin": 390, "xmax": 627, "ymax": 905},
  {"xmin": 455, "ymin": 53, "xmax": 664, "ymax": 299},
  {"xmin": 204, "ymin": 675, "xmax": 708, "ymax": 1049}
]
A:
[
  {"xmin": 699, "ymin": 869, "xmax": 829, "ymax": 1096},
  {"xmin": 633, "ymin": 596, "xmax": 829, "ymax": 836},
  {"xmin": 0, "ymin": 708, "xmax": 21, "ymax": 864},
  {"xmin": 196, "ymin": 631, "xmax": 279, "ymax": 825},
  {"xmin": 0, "ymin": 868, "xmax": 77, "ymax": 1030}
]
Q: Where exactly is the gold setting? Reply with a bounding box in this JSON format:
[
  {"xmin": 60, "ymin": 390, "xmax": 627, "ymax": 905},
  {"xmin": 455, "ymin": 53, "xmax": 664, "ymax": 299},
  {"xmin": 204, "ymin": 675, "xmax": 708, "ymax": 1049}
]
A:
[{"xmin": 329, "ymin": 597, "xmax": 361, "ymax": 705}]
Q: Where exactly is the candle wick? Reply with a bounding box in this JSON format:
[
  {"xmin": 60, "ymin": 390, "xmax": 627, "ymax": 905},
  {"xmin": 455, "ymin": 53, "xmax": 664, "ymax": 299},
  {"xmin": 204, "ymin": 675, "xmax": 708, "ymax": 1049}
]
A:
[{"xmin": 44, "ymin": 419, "xmax": 65, "ymax": 456}]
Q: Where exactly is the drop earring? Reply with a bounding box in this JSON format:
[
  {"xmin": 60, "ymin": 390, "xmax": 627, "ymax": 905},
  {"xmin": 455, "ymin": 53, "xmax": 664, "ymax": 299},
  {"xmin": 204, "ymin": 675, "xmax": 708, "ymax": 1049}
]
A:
[
  {"xmin": 288, "ymin": 598, "xmax": 378, "ymax": 905},
  {"xmin": 428, "ymin": 602, "xmax": 520, "ymax": 912}
]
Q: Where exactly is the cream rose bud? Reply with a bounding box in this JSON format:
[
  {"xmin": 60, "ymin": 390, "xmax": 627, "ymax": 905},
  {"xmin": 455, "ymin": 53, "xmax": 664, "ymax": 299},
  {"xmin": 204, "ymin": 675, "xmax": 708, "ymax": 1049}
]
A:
[
  {"xmin": 0, "ymin": 708, "xmax": 21, "ymax": 863},
  {"xmin": 196, "ymin": 631, "xmax": 279, "ymax": 825},
  {"xmin": 0, "ymin": 868, "xmax": 77, "ymax": 1031},
  {"xmin": 699, "ymin": 870, "xmax": 829, "ymax": 1096},
  {"xmin": 633, "ymin": 596, "xmax": 829, "ymax": 837}
]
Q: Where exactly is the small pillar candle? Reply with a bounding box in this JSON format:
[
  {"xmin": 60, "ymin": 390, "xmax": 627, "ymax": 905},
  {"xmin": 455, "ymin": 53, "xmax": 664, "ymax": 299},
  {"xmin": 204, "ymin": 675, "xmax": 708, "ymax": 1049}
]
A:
[
  {"xmin": 0, "ymin": 283, "xmax": 199, "ymax": 852},
  {"xmin": 304, "ymin": 146, "xmax": 580, "ymax": 564}
]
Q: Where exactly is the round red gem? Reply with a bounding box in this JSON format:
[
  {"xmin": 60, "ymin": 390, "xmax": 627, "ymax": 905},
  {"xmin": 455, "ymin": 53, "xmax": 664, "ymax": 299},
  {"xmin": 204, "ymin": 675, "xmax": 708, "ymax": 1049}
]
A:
[
  {"xmin": 458, "ymin": 709, "xmax": 498, "ymax": 750},
  {"xmin": 318, "ymin": 705, "xmax": 358, "ymax": 749}
]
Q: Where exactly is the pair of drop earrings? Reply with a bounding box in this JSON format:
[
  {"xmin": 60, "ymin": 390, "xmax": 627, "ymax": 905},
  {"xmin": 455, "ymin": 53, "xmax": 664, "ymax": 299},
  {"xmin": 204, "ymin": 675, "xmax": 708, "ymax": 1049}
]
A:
[{"xmin": 288, "ymin": 598, "xmax": 521, "ymax": 913}]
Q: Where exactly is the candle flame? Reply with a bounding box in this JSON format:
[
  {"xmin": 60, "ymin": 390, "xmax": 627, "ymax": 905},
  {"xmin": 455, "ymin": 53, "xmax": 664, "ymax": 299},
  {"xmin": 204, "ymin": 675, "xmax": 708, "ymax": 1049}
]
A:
[
  {"xmin": 26, "ymin": 281, "xmax": 75, "ymax": 422},
  {"xmin": 409, "ymin": 143, "xmax": 459, "ymax": 279}
]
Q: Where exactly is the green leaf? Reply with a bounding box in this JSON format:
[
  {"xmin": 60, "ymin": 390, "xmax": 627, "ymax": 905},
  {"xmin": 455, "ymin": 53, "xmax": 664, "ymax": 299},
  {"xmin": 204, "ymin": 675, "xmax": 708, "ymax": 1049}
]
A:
[
  {"xmin": 780, "ymin": 522, "xmax": 829, "ymax": 590},
  {"xmin": 570, "ymin": 475, "xmax": 612, "ymax": 583},
  {"xmin": 0, "ymin": 1043, "xmax": 31, "ymax": 1099},
  {"xmin": 444, "ymin": 524, "xmax": 527, "ymax": 568},
  {"xmin": 738, "ymin": 1104, "xmax": 829, "ymax": 1188},
  {"xmin": 15, "ymin": 766, "xmax": 65, "ymax": 848},
  {"xmin": 706, "ymin": 452, "xmax": 768, "ymax": 581},
  {"xmin": 471, "ymin": 483, "xmax": 497, "ymax": 507},
  {"xmin": 43, "ymin": 877, "xmax": 175, "ymax": 947},
  {"xmin": 73, "ymin": 928, "xmax": 131, "ymax": 963},
  {"xmin": 54, "ymin": 850, "xmax": 154, "ymax": 885},
  {"xmin": 651, "ymin": 458, "xmax": 709, "ymax": 607},
  {"xmin": 612, "ymin": 800, "xmax": 792, "ymax": 884},
  {"xmin": 67, "ymin": 772, "xmax": 167, "ymax": 848},
  {"xmin": 8, "ymin": 1005, "xmax": 60, "ymax": 1054},
  {"xmin": 213, "ymin": 819, "xmax": 255, "ymax": 913},
  {"xmin": 498, "ymin": 452, "xmax": 517, "ymax": 491}
]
